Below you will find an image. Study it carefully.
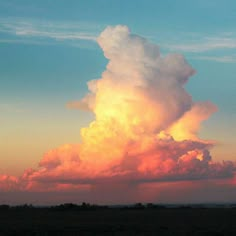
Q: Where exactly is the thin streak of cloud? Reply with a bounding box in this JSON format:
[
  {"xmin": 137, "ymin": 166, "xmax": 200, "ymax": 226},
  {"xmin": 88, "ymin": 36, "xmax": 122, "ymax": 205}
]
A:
[
  {"xmin": 192, "ymin": 55, "xmax": 236, "ymax": 63},
  {"xmin": 2, "ymin": 18, "xmax": 236, "ymax": 55},
  {"xmin": 163, "ymin": 36, "xmax": 236, "ymax": 53},
  {"xmin": 0, "ymin": 38, "xmax": 55, "ymax": 46},
  {"xmin": 14, "ymin": 29, "xmax": 97, "ymax": 41},
  {"xmin": 0, "ymin": 17, "xmax": 102, "ymax": 44}
]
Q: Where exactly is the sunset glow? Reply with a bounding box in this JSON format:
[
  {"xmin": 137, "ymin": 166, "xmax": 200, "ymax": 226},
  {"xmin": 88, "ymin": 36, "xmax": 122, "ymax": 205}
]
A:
[{"xmin": 0, "ymin": 25, "xmax": 235, "ymax": 202}]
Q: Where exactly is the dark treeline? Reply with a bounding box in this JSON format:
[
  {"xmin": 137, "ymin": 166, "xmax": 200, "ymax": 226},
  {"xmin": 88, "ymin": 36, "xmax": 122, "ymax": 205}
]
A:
[
  {"xmin": 1, "ymin": 202, "xmax": 236, "ymax": 211},
  {"xmin": 0, "ymin": 202, "xmax": 166, "ymax": 211}
]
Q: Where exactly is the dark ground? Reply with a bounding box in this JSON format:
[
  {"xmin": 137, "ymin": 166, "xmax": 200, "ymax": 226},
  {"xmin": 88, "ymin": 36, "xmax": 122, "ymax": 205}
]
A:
[{"xmin": 1, "ymin": 204, "xmax": 236, "ymax": 235}]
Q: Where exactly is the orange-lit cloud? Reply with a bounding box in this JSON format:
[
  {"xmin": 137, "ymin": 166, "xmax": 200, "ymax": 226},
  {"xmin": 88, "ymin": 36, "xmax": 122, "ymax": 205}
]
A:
[
  {"xmin": 0, "ymin": 175, "xmax": 19, "ymax": 191},
  {"xmin": 0, "ymin": 25, "xmax": 235, "ymax": 197}
]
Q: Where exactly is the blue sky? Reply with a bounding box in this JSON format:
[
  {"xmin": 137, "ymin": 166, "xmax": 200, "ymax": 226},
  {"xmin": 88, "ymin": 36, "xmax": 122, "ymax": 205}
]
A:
[{"xmin": 0, "ymin": 0, "xmax": 236, "ymax": 175}]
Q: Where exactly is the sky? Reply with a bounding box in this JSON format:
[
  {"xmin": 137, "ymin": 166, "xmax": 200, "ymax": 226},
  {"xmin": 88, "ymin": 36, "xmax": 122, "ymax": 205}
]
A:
[{"xmin": 0, "ymin": 0, "xmax": 236, "ymax": 205}]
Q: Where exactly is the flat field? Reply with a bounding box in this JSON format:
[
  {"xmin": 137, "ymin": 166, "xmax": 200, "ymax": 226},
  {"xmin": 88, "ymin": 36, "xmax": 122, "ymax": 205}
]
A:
[{"xmin": 0, "ymin": 206, "xmax": 236, "ymax": 235}]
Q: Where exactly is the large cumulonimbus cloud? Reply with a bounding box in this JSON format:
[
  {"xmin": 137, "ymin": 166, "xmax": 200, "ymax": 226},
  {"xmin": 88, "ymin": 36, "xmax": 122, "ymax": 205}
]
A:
[{"xmin": 1, "ymin": 25, "xmax": 235, "ymax": 192}]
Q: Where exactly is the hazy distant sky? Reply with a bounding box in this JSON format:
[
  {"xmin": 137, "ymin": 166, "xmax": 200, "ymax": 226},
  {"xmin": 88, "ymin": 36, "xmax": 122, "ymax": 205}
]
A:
[{"xmin": 0, "ymin": 0, "xmax": 236, "ymax": 204}]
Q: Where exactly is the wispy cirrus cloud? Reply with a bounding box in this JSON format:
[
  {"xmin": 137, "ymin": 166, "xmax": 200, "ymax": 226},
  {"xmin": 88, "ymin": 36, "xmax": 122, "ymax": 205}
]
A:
[
  {"xmin": 156, "ymin": 33, "xmax": 236, "ymax": 63},
  {"xmin": 163, "ymin": 36, "xmax": 236, "ymax": 53},
  {"xmin": 191, "ymin": 55, "xmax": 236, "ymax": 63},
  {"xmin": 0, "ymin": 17, "xmax": 103, "ymax": 46},
  {"xmin": 1, "ymin": 17, "xmax": 236, "ymax": 63}
]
